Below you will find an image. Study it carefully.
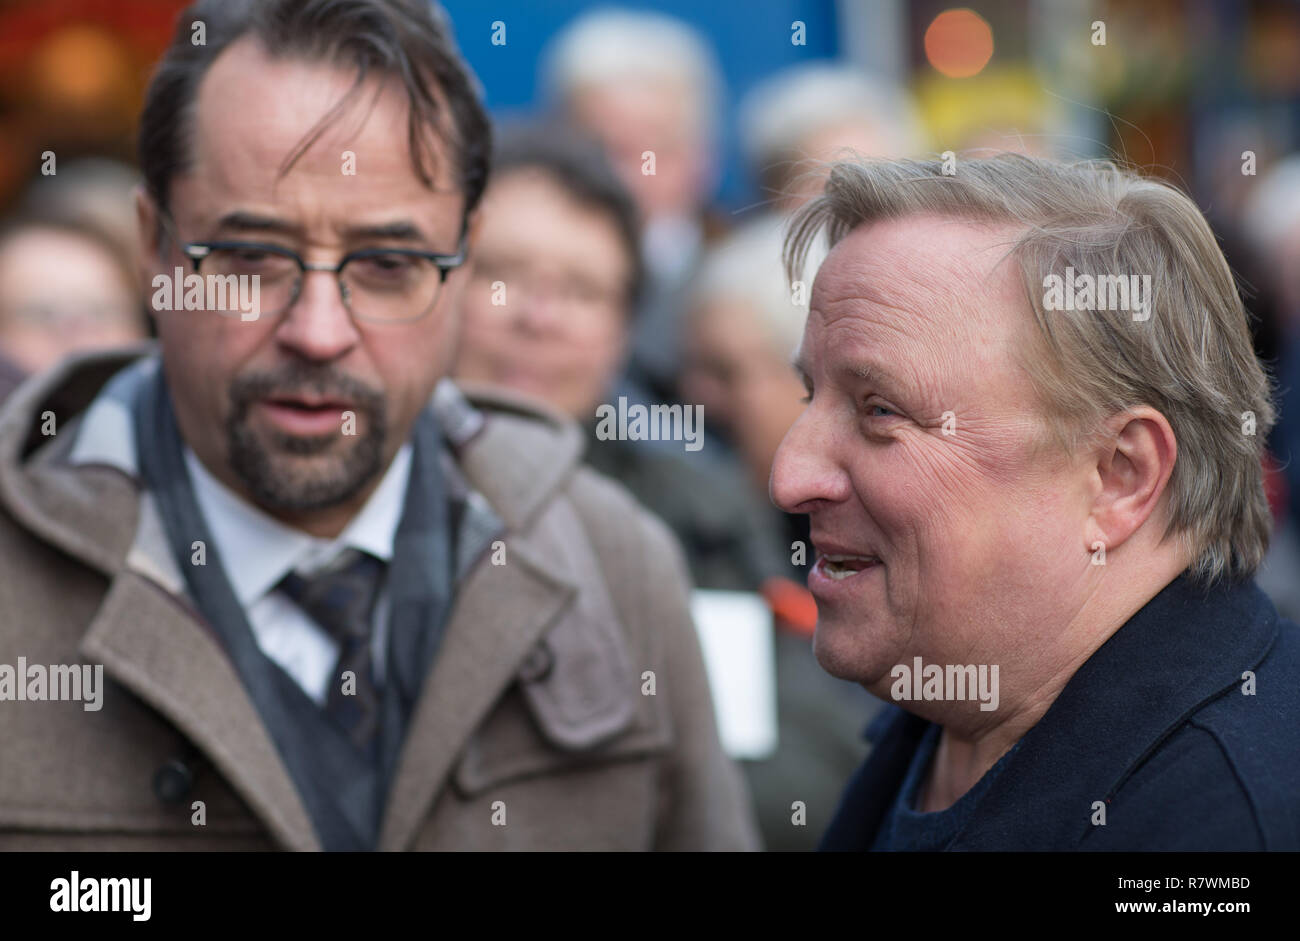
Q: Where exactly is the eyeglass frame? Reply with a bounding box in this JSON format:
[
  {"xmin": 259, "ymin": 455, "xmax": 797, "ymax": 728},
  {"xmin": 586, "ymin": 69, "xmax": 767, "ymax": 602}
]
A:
[{"xmin": 158, "ymin": 210, "xmax": 470, "ymax": 324}]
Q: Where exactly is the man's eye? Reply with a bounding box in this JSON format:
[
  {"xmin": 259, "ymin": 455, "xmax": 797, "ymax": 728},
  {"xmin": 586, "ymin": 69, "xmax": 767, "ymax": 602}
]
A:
[
  {"xmin": 868, "ymin": 403, "xmax": 896, "ymax": 418},
  {"xmin": 226, "ymin": 248, "xmax": 276, "ymax": 266},
  {"xmin": 212, "ymin": 247, "xmax": 292, "ymax": 275},
  {"xmin": 352, "ymin": 253, "xmax": 419, "ymax": 283},
  {"xmin": 364, "ymin": 254, "xmax": 413, "ymax": 272}
]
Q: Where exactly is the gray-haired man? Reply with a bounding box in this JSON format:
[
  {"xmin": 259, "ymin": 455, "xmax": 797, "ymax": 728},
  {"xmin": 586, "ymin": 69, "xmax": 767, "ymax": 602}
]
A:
[{"xmin": 773, "ymin": 154, "xmax": 1300, "ymax": 851}]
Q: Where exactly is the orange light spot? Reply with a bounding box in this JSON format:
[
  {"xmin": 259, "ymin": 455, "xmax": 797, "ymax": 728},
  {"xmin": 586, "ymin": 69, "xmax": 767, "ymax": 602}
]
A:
[{"xmin": 925, "ymin": 8, "xmax": 995, "ymax": 79}]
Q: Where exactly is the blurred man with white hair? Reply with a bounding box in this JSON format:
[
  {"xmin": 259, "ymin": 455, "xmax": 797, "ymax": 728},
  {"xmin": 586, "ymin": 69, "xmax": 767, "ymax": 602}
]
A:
[
  {"xmin": 1240, "ymin": 154, "xmax": 1300, "ymax": 333},
  {"xmin": 1240, "ymin": 155, "xmax": 1300, "ymax": 617},
  {"xmin": 683, "ymin": 217, "xmax": 878, "ymax": 850},
  {"xmin": 739, "ymin": 63, "xmax": 927, "ymax": 211},
  {"xmin": 685, "ymin": 218, "xmax": 818, "ymax": 502},
  {"xmin": 542, "ymin": 8, "xmax": 725, "ymax": 399}
]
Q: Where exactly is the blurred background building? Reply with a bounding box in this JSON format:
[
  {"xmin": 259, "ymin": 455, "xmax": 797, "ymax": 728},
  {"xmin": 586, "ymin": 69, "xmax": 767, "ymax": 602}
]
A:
[{"xmin": 5, "ymin": 1, "xmax": 1300, "ymax": 210}]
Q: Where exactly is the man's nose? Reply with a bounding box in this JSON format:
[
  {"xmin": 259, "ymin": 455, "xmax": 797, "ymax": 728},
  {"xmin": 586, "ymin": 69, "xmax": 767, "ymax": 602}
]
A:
[
  {"xmin": 513, "ymin": 281, "xmax": 565, "ymax": 334},
  {"xmin": 274, "ymin": 270, "xmax": 362, "ymax": 360},
  {"xmin": 770, "ymin": 406, "xmax": 852, "ymax": 513}
]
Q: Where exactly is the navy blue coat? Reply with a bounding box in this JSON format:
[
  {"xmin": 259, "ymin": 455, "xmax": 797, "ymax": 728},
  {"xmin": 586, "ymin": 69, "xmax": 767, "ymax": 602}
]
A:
[{"xmin": 819, "ymin": 572, "xmax": 1300, "ymax": 850}]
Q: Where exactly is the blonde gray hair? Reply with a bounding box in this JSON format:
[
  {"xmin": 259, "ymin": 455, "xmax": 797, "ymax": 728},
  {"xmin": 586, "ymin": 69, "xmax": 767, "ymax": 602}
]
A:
[{"xmin": 784, "ymin": 153, "xmax": 1275, "ymax": 586}]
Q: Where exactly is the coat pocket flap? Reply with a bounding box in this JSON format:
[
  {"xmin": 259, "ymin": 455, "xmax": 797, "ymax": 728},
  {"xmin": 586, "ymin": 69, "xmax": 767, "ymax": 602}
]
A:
[
  {"xmin": 515, "ymin": 612, "xmax": 638, "ymax": 751},
  {"xmin": 451, "ymin": 677, "xmax": 672, "ymax": 799}
]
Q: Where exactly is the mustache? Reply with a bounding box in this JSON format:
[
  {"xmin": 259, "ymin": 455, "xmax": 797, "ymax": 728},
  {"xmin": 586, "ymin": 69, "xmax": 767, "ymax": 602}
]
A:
[{"xmin": 228, "ymin": 362, "xmax": 386, "ymax": 417}]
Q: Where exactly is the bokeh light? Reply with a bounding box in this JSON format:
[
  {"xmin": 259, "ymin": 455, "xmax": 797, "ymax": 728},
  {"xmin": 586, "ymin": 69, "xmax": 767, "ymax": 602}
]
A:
[{"xmin": 924, "ymin": 8, "xmax": 995, "ymax": 79}]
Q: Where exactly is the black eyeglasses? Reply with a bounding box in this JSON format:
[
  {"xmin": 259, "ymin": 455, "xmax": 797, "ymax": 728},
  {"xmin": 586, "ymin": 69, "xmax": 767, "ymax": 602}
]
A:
[{"xmin": 161, "ymin": 213, "xmax": 468, "ymax": 324}]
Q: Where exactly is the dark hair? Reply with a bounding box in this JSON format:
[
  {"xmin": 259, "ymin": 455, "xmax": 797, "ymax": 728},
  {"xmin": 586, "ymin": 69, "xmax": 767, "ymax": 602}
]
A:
[
  {"xmin": 492, "ymin": 123, "xmax": 644, "ymax": 309},
  {"xmin": 139, "ymin": 0, "xmax": 490, "ymax": 228}
]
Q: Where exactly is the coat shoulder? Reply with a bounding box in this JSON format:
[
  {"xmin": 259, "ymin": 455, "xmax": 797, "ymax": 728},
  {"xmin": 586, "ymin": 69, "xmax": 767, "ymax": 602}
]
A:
[
  {"xmin": 456, "ymin": 381, "xmax": 690, "ymax": 584},
  {"xmin": 564, "ymin": 463, "xmax": 692, "ymax": 590},
  {"xmin": 1081, "ymin": 721, "xmax": 1266, "ymax": 850},
  {"xmin": 1183, "ymin": 617, "xmax": 1300, "ymax": 849},
  {"xmin": 1084, "ymin": 617, "xmax": 1300, "ymax": 851}
]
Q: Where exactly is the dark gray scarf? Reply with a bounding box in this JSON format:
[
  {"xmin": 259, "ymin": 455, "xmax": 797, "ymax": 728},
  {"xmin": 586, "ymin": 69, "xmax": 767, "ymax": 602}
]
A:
[{"xmin": 132, "ymin": 368, "xmax": 460, "ymax": 850}]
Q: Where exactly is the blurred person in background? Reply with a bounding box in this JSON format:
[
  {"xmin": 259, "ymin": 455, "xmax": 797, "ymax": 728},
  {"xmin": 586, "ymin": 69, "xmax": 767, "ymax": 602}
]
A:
[
  {"xmin": 455, "ymin": 125, "xmax": 781, "ymax": 593},
  {"xmin": 739, "ymin": 64, "xmax": 927, "ymax": 211},
  {"xmin": 1240, "ymin": 155, "xmax": 1300, "ymax": 619},
  {"xmin": 541, "ymin": 9, "xmax": 725, "ymax": 402},
  {"xmin": 20, "ymin": 157, "xmax": 147, "ymax": 280},
  {"xmin": 683, "ymin": 218, "xmax": 815, "ymax": 557},
  {"xmin": 455, "ymin": 125, "xmax": 876, "ymax": 849},
  {"xmin": 0, "ymin": 348, "xmax": 23, "ymax": 402},
  {"xmin": 682, "ymin": 217, "xmax": 881, "ymax": 849},
  {"xmin": 0, "ymin": 211, "xmax": 145, "ymax": 378}
]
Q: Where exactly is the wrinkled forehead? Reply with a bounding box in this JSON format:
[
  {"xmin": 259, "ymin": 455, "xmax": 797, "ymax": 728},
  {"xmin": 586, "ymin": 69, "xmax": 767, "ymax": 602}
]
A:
[{"xmin": 804, "ymin": 215, "xmax": 1032, "ymax": 362}]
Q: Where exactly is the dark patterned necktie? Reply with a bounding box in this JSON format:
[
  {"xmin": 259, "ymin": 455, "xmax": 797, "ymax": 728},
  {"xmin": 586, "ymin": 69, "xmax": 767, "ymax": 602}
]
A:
[{"xmin": 278, "ymin": 550, "xmax": 386, "ymax": 755}]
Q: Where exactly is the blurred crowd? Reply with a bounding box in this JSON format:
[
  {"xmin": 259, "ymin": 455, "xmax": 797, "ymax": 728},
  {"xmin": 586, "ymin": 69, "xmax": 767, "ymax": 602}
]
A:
[{"xmin": 3, "ymin": 1, "xmax": 1300, "ymax": 850}]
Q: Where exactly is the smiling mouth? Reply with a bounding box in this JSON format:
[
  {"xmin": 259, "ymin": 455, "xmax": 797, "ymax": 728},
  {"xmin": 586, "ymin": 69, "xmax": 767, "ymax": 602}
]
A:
[{"xmin": 818, "ymin": 554, "xmax": 882, "ymax": 580}]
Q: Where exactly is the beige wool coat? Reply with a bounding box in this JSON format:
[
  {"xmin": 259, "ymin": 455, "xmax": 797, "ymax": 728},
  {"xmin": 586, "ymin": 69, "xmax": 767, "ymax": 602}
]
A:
[{"xmin": 0, "ymin": 347, "xmax": 759, "ymax": 850}]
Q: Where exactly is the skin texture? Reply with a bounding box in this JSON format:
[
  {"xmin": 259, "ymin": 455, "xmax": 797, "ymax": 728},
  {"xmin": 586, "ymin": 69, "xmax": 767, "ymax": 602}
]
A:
[
  {"xmin": 453, "ymin": 169, "xmax": 631, "ymax": 420},
  {"xmin": 0, "ymin": 227, "xmax": 143, "ymax": 374},
  {"xmin": 136, "ymin": 37, "xmax": 476, "ymax": 538},
  {"xmin": 682, "ymin": 295, "xmax": 806, "ymax": 489},
  {"xmin": 770, "ymin": 214, "xmax": 1191, "ymax": 812}
]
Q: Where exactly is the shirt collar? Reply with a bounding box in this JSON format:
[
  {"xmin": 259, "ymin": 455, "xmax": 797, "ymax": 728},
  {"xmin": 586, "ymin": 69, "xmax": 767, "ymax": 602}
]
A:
[{"xmin": 182, "ymin": 442, "xmax": 412, "ymax": 606}]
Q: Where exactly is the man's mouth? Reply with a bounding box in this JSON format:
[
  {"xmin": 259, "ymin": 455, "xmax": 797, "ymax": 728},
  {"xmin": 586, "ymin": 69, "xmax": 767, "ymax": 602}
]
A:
[
  {"xmin": 256, "ymin": 395, "xmax": 358, "ymax": 436},
  {"xmin": 263, "ymin": 394, "xmax": 354, "ymax": 411},
  {"xmin": 816, "ymin": 553, "xmax": 882, "ymax": 580}
]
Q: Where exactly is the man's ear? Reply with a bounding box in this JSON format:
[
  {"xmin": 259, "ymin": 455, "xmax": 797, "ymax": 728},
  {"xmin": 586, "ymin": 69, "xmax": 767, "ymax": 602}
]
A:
[
  {"xmin": 1085, "ymin": 406, "xmax": 1178, "ymax": 555},
  {"xmin": 463, "ymin": 206, "xmax": 483, "ymax": 256},
  {"xmin": 134, "ymin": 185, "xmax": 162, "ymax": 262},
  {"xmin": 134, "ymin": 185, "xmax": 164, "ymax": 325}
]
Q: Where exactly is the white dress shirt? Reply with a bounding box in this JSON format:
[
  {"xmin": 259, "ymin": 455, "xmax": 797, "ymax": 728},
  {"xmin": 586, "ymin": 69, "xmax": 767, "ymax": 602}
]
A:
[{"xmin": 182, "ymin": 443, "xmax": 412, "ymax": 705}]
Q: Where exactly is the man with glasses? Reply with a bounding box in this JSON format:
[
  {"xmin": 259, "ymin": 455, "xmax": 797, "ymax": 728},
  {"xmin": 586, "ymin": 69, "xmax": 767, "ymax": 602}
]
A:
[{"xmin": 0, "ymin": 0, "xmax": 757, "ymax": 851}]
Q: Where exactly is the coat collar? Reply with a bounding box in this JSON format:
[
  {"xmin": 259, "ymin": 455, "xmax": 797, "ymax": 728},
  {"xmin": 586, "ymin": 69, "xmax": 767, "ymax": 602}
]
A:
[
  {"xmin": 0, "ymin": 347, "xmax": 591, "ymax": 851},
  {"xmin": 822, "ymin": 572, "xmax": 1282, "ymax": 850}
]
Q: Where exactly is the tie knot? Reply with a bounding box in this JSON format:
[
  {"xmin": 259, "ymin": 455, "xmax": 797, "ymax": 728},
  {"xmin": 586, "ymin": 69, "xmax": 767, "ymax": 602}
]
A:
[{"xmin": 279, "ymin": 550, "xmax": 386, "ymax": 643}]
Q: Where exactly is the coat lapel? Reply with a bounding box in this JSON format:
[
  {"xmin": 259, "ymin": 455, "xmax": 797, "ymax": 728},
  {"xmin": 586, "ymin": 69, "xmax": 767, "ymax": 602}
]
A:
[
  {"xmin": 819, "ymin": 706, "xmax": 928, "ymax": 851},
  {"xmin": 378, "ymin": 538, "xmax": 575, "ymax": 850},
  {"xmin": 951, "ymin": 573, "xmax": 1280, "ymax": 850},
  {"xmin": 79, "ymin": 569, "xmax": 321, "ymax": 851},
  {"xmin": 82, "ymin": 481, "xmax": 319, "ymax": 851},
  {"xmin": 1, "ymin": 352, "xmax": 592, "ymax": 853},
  {"xmin": 0, "ymin": 370, "xmax": 321, "ymax": 851},
  {"xmin": 375, "ymin": 383, "xmax": 588, "ymax": 851}
]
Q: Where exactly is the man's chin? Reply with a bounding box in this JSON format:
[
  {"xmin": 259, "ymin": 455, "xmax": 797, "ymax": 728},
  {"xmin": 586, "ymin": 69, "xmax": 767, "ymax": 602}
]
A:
[
  {"xmin": 228, "ymin": 429, "xmax": 385, "ymax": 515},
  {"xmin": 811, "ymin": 621, "xmax": 899, "ymax": 687}
]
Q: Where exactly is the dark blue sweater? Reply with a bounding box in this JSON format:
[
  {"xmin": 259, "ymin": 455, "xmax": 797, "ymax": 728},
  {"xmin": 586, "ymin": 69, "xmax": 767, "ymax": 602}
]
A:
[{"xmin": 819, "ymin": 572, "xmax": 1300, "ymax": 851}]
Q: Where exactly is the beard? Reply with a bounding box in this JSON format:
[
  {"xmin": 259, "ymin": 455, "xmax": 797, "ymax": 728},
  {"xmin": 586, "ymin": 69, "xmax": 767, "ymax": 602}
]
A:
[{"xmin": 225, "ymin": 360, "xmax": 389, "ymax": 512}]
